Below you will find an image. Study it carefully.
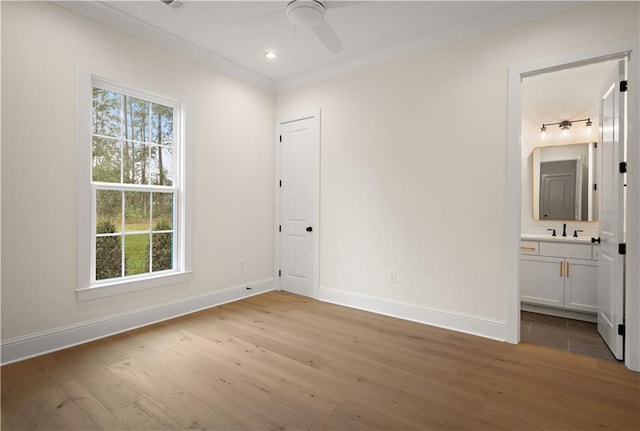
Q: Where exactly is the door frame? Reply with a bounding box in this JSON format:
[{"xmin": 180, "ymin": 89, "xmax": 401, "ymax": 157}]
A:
[
  {"xmin": 274, "ymin": 110, "xmax": 321, "ymax": 298},
  {"xmin": 506, "ymin": 42, "xmax": 639, "ymax": 371}
]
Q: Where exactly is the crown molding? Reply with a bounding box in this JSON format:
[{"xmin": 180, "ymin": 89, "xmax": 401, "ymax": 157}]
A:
[
  {"xmin": 275, "ymin": 1, "xmax": 588, "ymax": 92},
  {"xmin": 52, "ymin": 1, "xmax": 277, "ymax": 92},
  {"xmin": 53, "ymin": 1, "xmax": 586, "ymax": 94}
]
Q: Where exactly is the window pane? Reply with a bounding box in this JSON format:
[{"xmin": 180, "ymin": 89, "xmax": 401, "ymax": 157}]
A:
[
  {"xmin": 90, "ymin": 82, "xmax": 182, "ymax": 285},
  {"xmin": 152, "ymin": 192, "xmax": 173, "ymax": 231},
  {"xmin": 92, "ymin": 137, "xmax": 121, "ymax": 183},
  {"xmin": 124, "ymin": 96, "xmax": 150, "ymax": 143},
  {"xmin": 93, "ymin": 89, "xmax": 121, "ymax": 137},
  {"xmin": 125, "ymin": 234, "xmax": 149, "ymax": 276},
  {"xmin": 96, "ymin": 236, "xmax": 122, "ymax": 280},
  {"xmin": 123, "ymin": 142, "xmax": 150, "ymax": 184},
  {"xmin": 152, "ymin": 233, "xmax": 173, "ymax": 272},
  {"xmin": 125, "ymin": 192, "xmax": 150, "ymax": 232},
  {"xmin": 96, "ymin": 190, "xmax": 122, "ymax": 233},
  {"xmin": 150, "ymin": 103, "xmax": 173, "ymax": 145},
  {"xmin": 150, "ymin": 146, "xmax": 173, "ymax": 186}
]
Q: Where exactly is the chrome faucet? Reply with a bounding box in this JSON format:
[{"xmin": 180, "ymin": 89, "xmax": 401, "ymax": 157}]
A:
[{"xmin": 562, "ymin": 223, "xmax": 567, "ymax": 237}]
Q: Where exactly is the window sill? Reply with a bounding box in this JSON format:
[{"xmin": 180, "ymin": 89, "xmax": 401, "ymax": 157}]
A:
[{"xmin": 76, "ymin": 271, "xmax": 192, "ymax": 301}]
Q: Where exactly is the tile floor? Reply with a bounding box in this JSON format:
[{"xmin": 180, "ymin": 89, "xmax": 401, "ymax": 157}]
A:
[{"xmin": 521, "ymin": 311, "xmax": 617, "ymax": 361}]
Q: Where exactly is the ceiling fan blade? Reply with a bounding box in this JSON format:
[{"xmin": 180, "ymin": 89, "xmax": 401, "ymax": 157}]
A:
[{"xmin": 312, "ymin": 20, "xmax": 344, "ymax": 54}]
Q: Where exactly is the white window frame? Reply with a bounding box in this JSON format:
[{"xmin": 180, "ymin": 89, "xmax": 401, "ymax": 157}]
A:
[{"xmin": 77, "ymin": 71, "xmax": 191, "ymax": 301}]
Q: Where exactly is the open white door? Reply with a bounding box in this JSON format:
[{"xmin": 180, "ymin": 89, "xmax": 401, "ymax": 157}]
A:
[
  {"xmin": 595, "ymin": 60, "xmax": 626, "ymax": 360},
  {"xmin": 278, "ymin": 114, "xmax": 320, "ymax": 298}
]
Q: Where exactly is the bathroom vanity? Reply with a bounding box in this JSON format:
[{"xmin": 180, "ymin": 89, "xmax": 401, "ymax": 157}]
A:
[{"xmin": 520, "ymin": 234, "xmax": 598, "ymax": 321}]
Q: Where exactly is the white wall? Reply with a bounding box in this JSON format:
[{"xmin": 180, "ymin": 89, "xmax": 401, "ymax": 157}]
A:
[
  {"xmin": 1, "ymin": 2, "xmax": 274, "ymax": 341},
  {"xmin": 276, "ymin": 2, "xmax": 639, "ymax": 329}
]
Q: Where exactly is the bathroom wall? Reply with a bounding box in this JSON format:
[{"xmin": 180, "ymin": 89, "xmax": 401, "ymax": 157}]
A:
[{"xmin": 520, "ymin": 60, "xmax": 620, "ymax": 236}]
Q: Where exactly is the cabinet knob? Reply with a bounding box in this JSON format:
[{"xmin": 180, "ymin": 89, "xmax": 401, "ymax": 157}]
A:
[{"xmin": 591, "ymin": 237, "xmax": 601, "ymax": 244}]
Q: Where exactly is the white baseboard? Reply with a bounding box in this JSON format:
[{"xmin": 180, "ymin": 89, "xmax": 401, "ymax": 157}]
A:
[
  {"xmin": 317, "ymin": 286, "xmax": 507, "ymax": 342},
  {"xmin": 1, "ymin": 278, "xmax": 274, "ymax": 365}
]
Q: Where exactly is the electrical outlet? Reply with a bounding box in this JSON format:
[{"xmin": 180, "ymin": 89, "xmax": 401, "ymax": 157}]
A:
[
  {"xmin": 240, "ymin": 259, "xmax": 245, "ymax": 271},
  {"xmin": 389, "ymin": 271, "xmax": 397, "ymax": 283}
]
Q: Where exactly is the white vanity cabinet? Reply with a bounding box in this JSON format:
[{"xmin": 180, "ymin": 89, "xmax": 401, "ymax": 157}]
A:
[{"xmin": 520, "ymin": 238, "xmax": 597, "ymax": 314}]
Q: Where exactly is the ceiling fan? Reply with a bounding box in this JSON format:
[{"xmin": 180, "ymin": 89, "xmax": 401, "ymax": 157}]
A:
[
  {"xmin": 160, "ymin": 0, "xmax": 353, "ymax": 54},
  {"xmin": 226, "ymin": 0, "xmax": 357, "ymax": 54},
  {"xmin": 285, "ymin": 0, "xmax": 344, "ymax": 54}
]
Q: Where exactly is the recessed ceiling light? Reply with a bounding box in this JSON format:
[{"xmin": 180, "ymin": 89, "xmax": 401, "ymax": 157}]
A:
[{"xmin": 265, "ymin": 51, "xmax": 277, "ymax": 60}]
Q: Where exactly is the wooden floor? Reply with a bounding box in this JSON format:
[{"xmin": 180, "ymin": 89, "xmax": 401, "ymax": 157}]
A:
[{"xmin": 2, "ymin": 292, "xmax": 639, "ymax": 430}]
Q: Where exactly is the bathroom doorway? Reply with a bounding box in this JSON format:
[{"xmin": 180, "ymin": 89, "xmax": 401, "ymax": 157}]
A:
[
  {"xmin": 506, "ymin": 44, "xmax": 639, "ymax": 371},
  {"xmin": 519, "ymin": 59, "xmax": 622, "ymax": 361}
]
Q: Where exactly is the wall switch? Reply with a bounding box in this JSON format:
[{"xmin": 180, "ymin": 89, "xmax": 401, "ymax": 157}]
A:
[
  {"xmin": 240, "ymin": 260, "xmax": 245, "ymax": 271},
  {"xmin": 389, "ymin": 271, "xmax": 397, "ymax": 283}
]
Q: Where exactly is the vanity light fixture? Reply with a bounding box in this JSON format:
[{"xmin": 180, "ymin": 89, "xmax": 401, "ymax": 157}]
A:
[
  {"xmin": 540, "ymin": 118, "xmax": 592, "ymax": 136},
  {"xmin": 540, "ymin": 124, "xmax": 547, "ymax": 139}
]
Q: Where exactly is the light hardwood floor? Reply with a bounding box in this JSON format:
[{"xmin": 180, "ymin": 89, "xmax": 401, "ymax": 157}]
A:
[{"xmin": 2, "ymin": 291, "xmax": 639, "ymax": 430}]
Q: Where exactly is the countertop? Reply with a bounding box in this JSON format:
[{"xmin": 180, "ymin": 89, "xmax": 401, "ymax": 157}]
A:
[{"xmin": 521, "ymin": 233, "xmax": 595, "ymax": 244}]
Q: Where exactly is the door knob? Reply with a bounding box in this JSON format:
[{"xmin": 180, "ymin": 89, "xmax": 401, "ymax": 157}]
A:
[
  {"xmin": 306, "ymin": 226, "xmax": 313, "ymax": 232},
  {"xmin": 591, "ymin": 237, "xmax": 601, "ymax": 244}
]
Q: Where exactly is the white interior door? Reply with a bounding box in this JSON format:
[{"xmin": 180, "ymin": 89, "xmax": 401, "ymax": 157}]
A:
[
  {"xmin": 596, "ymin": 61, "xmax": 626, "ymax": 360},
  {"xmin": 278, "ymin": 114, "xmax": 319, "ymax": 298}
]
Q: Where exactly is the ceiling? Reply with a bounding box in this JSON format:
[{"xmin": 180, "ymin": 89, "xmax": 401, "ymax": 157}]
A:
[
  {"xmin": 522, "ymin": 59, "xmax": 620, "ymax": 146},
  {"xmin": 55, "ymin": 1, "xmax": 587, "ymax": 92}
]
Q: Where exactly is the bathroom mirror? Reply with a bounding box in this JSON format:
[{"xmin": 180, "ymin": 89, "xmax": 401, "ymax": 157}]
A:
[{"xmin": 532, "ymin": 142, "xmax": 598, "ymax": 222}]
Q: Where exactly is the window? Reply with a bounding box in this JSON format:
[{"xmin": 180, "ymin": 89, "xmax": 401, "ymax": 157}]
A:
[{"xmin": 77, "ymin": 75, "xmax": 189, "ymax": 300}]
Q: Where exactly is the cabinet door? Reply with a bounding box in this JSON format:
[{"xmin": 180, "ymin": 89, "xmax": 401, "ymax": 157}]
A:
[
  {"xmin": 564, "ymin": 259, "xmax": 598, "ymax": 313},
  {"xmin": 520, "ymin": 256, "xmax": 564, "ymax": 307}
]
